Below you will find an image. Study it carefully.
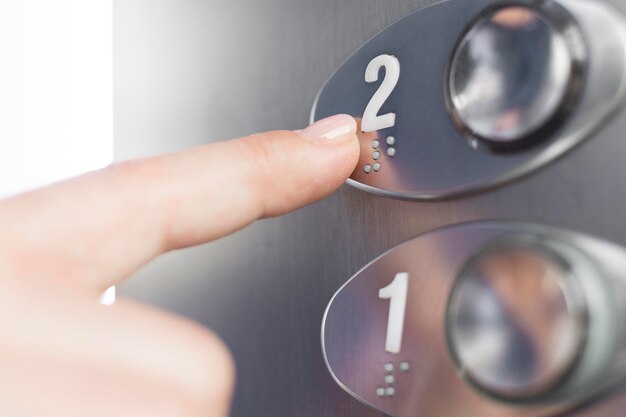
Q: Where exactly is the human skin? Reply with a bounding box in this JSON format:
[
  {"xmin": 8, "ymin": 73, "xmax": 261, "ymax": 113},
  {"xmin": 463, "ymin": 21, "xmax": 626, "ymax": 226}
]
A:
[{"xmin": 0, "ymin": 114, "xmax": 359, "ymax": 417}]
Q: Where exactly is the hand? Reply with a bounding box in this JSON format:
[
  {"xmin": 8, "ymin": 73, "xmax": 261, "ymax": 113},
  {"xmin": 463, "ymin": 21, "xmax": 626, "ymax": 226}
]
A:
[{"xmin": 0, "ymin": 115, "xmax": 359, "ymax": 417}]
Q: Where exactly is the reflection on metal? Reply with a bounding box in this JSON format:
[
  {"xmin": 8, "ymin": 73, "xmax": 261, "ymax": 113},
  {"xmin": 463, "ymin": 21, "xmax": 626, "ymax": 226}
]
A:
[
  {"xmin": 322, "ymin": 222, "xmax": 626, "ymax": 417},
  {"xmin": 311, "ymin": 0, "xmax": 626, "ymax": 199},
  {"xmin": 447, "ymin": 236, "xmax": 590, "ymax": 401},
  {"xmin": 447, "ymin": 3, "xmax": 585, "ymax": 151}
]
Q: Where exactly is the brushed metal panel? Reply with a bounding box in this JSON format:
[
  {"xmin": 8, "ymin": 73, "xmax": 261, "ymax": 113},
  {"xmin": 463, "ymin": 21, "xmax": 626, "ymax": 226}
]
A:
[{"xmin": 114, "ymin": 0, "xmax": 626, "ymax": 416}]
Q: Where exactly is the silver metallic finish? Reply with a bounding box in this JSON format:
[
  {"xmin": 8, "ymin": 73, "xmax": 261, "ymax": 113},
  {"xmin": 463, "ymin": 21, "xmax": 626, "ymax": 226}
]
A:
[
  {"xmin": 311, "ymin": 0, "xmax": 626, "ymax": 199},
  {"xmin": 322, "ymin": 222, "xmax": 626, "ymax": 417},
  {"xmin": 446, "ymin": 237, "xmax": 589, "ymax": 400},
  {"xmin": 447, "ymin": 4, "xmax": 584, "ymax": 151},
  {"xmin": 116, "ymin": 0, "xmax": 626, "ymax": 416}
]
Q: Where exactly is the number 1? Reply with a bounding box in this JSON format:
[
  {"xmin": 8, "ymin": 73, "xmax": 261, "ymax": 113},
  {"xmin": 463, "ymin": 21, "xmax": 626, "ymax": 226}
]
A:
[{"xmin": 379, "ymin": 272, "xmax": 409, "ymax": 354}]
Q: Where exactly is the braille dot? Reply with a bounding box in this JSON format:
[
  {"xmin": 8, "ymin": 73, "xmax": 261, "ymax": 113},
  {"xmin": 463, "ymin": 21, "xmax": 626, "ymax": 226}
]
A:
[
  {"xmin": 385, "ymin": 387, "xmax": 396, "ymax": 396},
  {"xmin": 373, "ymin": 163, "xmax": 381, "ymax": 172},
  {"xmin": 386, "ymin": 136, "xmax": 396, "ymax": 146},
  {"xmin": 400, "ymin": 361, "xmax": 411, "ymax": 372},
  {"xmin": 364, "ymin": 164, "xmax": 372, "ymax": 173},
  {"xmin": 372, "ymin": 140, "xmax": 380, "ymax": 149},
  {"xmin": 385, "ymin": 375, "xmax": 395, "ymax": 384},
  {"xmin": 376, "ymin": 387, "xmax": 386, "ymax": 397},
  {"xmin": 372, "ymin": 151, "xmax": 380, "ymax": 160},
  {"xmin": 387, "ymin": 147, "xmax": 396, "ymax": 157},
  {"xmin": 384, "ymin": 362, "xmax": 394, "ymax": 372}
]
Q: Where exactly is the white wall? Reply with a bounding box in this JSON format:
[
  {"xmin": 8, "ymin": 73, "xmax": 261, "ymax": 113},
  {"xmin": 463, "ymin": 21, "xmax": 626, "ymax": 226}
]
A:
[{"xmin": 0, "ymin": 0, "xmax": 113, "ymax": 198}]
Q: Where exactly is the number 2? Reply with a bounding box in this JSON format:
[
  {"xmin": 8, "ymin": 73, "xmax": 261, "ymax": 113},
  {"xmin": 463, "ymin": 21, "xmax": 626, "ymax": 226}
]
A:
[
  {"xmin": 379, "ymin": 272, "xmax": 409, "ymax": 354},
  {"xmin": 362, "ymin": 54, "xmax": 400, "ymax": 133}
]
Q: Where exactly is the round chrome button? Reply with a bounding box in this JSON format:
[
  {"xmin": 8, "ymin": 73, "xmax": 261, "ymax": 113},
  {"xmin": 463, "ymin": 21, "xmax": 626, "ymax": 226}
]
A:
[
  {"xmin": 447, "ymin": 4, "xmax": 586, "ymax": 151},
  {"xmin": 446, "ymin": 237, "xmax": 589, "ymax": 401}
]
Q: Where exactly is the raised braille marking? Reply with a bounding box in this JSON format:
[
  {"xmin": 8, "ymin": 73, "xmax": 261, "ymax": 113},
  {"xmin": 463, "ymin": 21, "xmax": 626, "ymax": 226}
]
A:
[
  {"xmin": 373, "ymin": 163, "xmax": 381, "ymax": 172},
  {"xmin": 386, "ymin": 136, "xmax": 396, "ymax": 146},
  {"xmin": 387, "ymin": 147, "xmax": 396, "ymax": 157},
  {"xmin": 400, "ymin": 361, "xmax": 411, "ymax": 372},
  {"xmin": 385, "ymin": 387, "xmax": 396, "ymax": 396},
  {"xmin": 384, "ymin": 362, "xmax": 394, "ymax": 372},
  {"xmin": 372, "ymin": 151, "xmax": 380, "ymax": 160},
  {"xmin": 372, "ymin": 140, "xmax": 380, "ymax": 149},
  {"xmin": 364, "ymin": 164, "xmax": 372, "ymax": 174},
  {"xmin": 385, "ymin": 375, "xmax": 395, "ymax": 384},
  {"xmin": 376, "ymin": 387, "xmax": 386, "ymax": 397}
]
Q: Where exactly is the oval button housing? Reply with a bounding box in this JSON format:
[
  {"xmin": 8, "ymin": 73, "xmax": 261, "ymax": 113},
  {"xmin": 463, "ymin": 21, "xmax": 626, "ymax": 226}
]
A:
[
  {"xmin": 311, "ymin": 0, "xmax": 626, "ymax": 199},
  {"xmin": 322, "ymin": 222, "xmax": 626, "ymax": 417}
]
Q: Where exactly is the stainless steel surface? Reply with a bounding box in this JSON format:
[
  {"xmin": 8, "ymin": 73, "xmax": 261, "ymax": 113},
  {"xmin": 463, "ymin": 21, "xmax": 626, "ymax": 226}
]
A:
[
  {"xmin": 447, "ymin": 4, "xmax": 583, "ymax": 150},
  {"xmin": 114, "ymin": 0, "xmax": 626, "ymax": 416},
  {"xmin": 446, "ymin": 236, "xmax": 589, "ymax": 401},
  {"xmin": 312, "ymin": 0, "xmax": 626, "ymax": 199},
  {"xmin": 322, "ymin": 222, "xmax": 626, "ymax": 417}
]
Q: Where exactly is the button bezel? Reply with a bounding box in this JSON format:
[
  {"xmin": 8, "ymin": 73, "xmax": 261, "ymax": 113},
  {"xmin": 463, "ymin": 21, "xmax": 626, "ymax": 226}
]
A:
[
  {"xmin": 445, "ymin": 1, "xmax": 588, "ymax": 152},
  {"xmin": 445, "ymin": 234, "xmax": 591, "ymax": 401}
]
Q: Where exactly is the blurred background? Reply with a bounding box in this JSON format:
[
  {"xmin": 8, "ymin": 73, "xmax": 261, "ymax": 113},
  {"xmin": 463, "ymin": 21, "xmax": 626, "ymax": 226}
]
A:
[{"xmin": 0, "ymin": 0, "xmax": 113, "ymax": 198}]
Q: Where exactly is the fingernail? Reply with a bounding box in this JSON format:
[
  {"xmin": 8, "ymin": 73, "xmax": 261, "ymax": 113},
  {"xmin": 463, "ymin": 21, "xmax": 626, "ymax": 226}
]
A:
[{"xmin": 299, "ymin": 114, "xmax": 357, "ymax": 145}]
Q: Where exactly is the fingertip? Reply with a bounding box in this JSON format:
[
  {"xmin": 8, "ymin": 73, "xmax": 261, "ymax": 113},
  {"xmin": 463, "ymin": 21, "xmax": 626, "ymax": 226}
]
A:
[
  {"xmin": 299, "ymin": 114, "xmax": 361, "ymax": 182},
  {"xmin": 261, "ymin": 127, "xmax": 359, "ymax": 216}
]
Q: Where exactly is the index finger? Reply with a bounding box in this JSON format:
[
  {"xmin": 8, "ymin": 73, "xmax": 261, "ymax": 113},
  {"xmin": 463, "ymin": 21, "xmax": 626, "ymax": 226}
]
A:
[{"xmin": 0, "ymin": 115, "xmax": 359, "ymax": 292}]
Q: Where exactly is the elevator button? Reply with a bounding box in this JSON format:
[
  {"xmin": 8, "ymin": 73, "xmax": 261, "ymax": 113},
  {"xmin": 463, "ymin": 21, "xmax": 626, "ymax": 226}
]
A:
[
  {"xmin": 312, "ymin": 0, "xmax": 626, "ymax": 199},
  {"xmin": 446, "ymin": 239, "xmax": 588, "ymax": 400},
  {"xmin": 323, "ymin": 222, "xmax": 626, "ymax": 416},
  {"xmin": 447, "ymin": 4, "xmax": 585, "ymax": 151}
]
